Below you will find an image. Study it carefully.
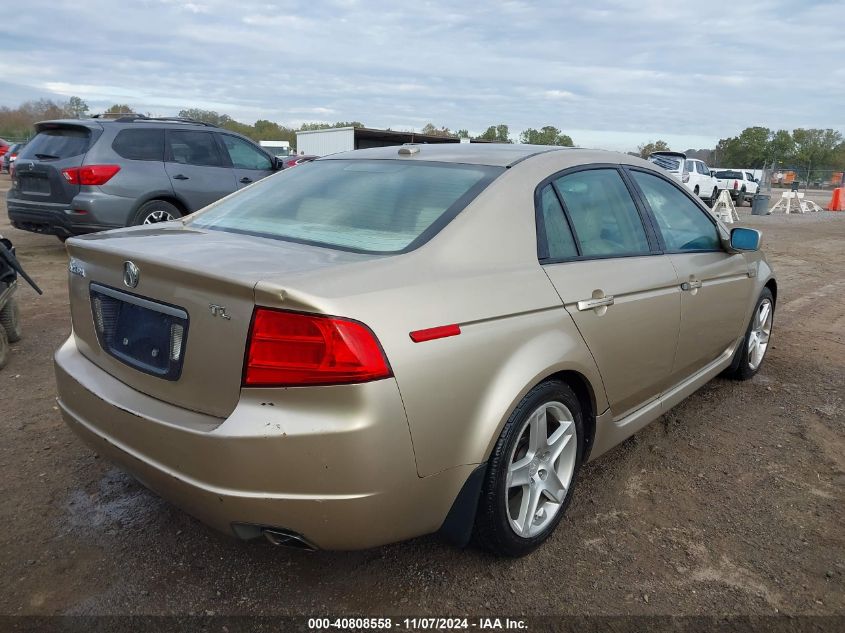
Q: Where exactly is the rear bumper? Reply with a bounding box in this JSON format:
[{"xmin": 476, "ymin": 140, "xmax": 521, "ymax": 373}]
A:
[
  {"xmin": 6, "ymin": 189, "xmax": 133, "ymax": 236},
  {"xmin": 54, "ymin": 336, "xmax": 473, "ymax": 549}
]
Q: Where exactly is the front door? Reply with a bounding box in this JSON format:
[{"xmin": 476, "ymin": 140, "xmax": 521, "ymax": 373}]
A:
[
  {"xmin": 538, "ymin": 168, "xmax": 681, "ymax": 419},
  {"xmin": 164, "ymin": 129, "xmax": 236, "ymax": 212},
  {"xmin": 217, "ymin": 133, "xmax": 276, "ymax": 190},
  {"xmin": 627, "ymin": 168, "xmax": 754, "ymax": 381}
]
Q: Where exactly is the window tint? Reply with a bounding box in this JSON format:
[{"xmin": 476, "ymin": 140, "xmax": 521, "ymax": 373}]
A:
[
  {"xmin": 631, "ymin": 171, "xmax": 721, "ymax": 252},
  {"xmin": 539, "ymin": 185, "xmax": 577, "ymax": 259},
  {"xmin": 112, "ymin": 129, "xmax": 164, "ymax": 161},
  {"xmin": 191, "ymin": 160, "xmax": 502, "ymax": 253},
  {"xmin": 554, "ymin": 169, "xmax": 650, "ymax": 257},
  {"xmin": 684, "ymin": 160, "xmax": 695, "ymax": 172},
  {"xmin": 167, "ymin": 131, "xmax": 222, "ymax": 167},
  {"xmin": 220, "ymin": 134, "xmax": 272, "ymax": 170},
  {"xmin": 20, "ymin": 127, "xmax": 90, "ymax": 160},
  {"xmin": 698, "ymin": 162, "xmax": 710, "ymax": 175}
]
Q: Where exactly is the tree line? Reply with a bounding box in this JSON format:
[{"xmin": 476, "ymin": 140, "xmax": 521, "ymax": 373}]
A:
[{"xmin": 1, "ymin": 98, "xmax": 842, "ymax": 172}]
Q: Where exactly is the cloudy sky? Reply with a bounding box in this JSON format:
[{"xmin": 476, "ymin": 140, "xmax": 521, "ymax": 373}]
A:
[{"xmin": 1, "ymin": 0, "xmax": 843, "ymax": 151}]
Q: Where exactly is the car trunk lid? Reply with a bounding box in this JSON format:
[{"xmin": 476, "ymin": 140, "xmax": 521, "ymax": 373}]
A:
[{"xmin": 66, "ymin": 225, "xmax": 376, "ymax": 418}]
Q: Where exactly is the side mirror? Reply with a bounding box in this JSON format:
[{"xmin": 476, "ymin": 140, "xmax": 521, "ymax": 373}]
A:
[
  {"xmin": 273, "ymin": 156, "xmax": 284, "ymax": 171},
  {"xmin": 729, "ymin": 227, "xmax": 761, "ymax": 251}
]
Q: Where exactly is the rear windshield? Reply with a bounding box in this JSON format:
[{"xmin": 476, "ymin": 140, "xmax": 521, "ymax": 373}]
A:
[
  {"xmin": 20, "ymin": 127, "xmax": 91, "ymax": 160},
  {"xmin": 715, "ymin": 170, "xmax": 743, "ymax": 179},
  {"xmin": 648, "ymin": 154, "xmax": 681, "ymax": 172},
  {"xmin": 190, "ymin": 159, "xmax": 503, "ymax": 253}
]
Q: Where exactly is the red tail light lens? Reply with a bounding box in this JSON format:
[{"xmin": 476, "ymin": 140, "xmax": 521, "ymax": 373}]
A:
[
  {"xmin": 733, "ymin": 180, "xmax": 739, "ymax": 190},
  {"xmin": 62, "ymin": 165, "xmax": 121, "ymax": 186},
  {"xmin": 243, "ymin": 308, "xmax": 392, "ymax": 386}
]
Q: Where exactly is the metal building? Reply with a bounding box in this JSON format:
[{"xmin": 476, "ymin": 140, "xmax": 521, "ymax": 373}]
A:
[{"xmin": 295, "ymin": 127, "xmax": 473, "ymax": 157}]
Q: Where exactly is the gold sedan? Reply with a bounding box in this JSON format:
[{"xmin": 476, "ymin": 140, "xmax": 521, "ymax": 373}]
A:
[{"xmin": 55, "ymin": 143, "xmax": 776, "ymax": 556}]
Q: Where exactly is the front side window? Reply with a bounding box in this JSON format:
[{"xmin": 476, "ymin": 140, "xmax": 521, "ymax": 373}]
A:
[
  {"xmin": 554, "ymin": 169, "xmax": 650, "ymax": 257},
  {"xmin": 191, "ymin": 160, "xmax": 502, "ymax": 253},
  {"xmin": 167, "ymin": 131, "xmax": 222, "ymax": 167},
  {"xmin": 685, "ymin": 160, "xmax": 695, "ymax": 173},
  {"xmin": 220, "ymin": 134, "xmax": 272, "ymax": 170},
  {"xmin": 538, "ymin": 185, "xmax": 578, "ymax": 259},
  {"xmin": 631, "ymin": 170, "xmax": 721, "ymax": 252}
]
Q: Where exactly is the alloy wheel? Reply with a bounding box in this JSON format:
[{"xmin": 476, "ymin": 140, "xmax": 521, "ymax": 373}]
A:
[
  {"xmin": 142, "ymin": 210, "xmax": 176, "ymax": 224},
  {"xmin": 506, "ymin": 401, "xmax": 577, "ymax": 538},
  {"xmin": 748, "ymin": 298, "xmax": 773, "ymax": 370}
]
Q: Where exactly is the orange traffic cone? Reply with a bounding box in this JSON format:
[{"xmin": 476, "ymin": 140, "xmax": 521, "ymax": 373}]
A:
[{"xmin": 828, "ymin": 187, "xmax": 845, "ymax": 211}]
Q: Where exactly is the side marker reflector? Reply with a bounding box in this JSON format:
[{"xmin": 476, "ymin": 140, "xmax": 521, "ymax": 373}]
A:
[{"xmin": 409, "ymin": 324, "xmax": 461, "ymax": 343}]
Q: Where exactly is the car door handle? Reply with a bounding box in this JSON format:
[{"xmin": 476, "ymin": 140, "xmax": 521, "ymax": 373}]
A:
[
  {"xmin": 681, "ymin": 279, "xmax": 702, "ymax": 291},
  {"xmin": 239, "ymin": 177, "xmax": 253, "ymax": 184},
  {"xmin": 577, "ymin": 295, "xmax": 615, "ymax": 311},
  {"xmin": 172, "ymin": 174, "xmax": 189, "ymax": 180}
]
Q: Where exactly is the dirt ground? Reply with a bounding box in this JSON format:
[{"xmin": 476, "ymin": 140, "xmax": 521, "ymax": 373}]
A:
[{"xmin": 0, "ymin": 173, "xmax": 842, "ymax": 618}]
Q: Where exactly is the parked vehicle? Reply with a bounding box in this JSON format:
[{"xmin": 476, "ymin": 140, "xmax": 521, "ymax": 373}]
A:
[
  {"xmin": 714, "ymin": 169, "xmax": 759, "ymax": 206},
  {"xmin": 55, "ymin": 144, "xmax": 776, "ymax": 555},
  {"xmin": 648, "ymin": 151, "xmax": 720, "ymax": 203},
  {"xmin": 282, "ymin": 154, "xmax": 317, "ymax": 168},
  {"xmin": 259, "ymin": 140, "xmax": 291, "ymax": 157},
  {"xmin": 0, "ymin": 235, "xmax": 42, "ymax": 369},
  {"xmin": 0, "ymin": 139, "xmax": 9, "ymax": 163},
  {"xmin": 6, "ymin": 116, "xmax": 282, "ymax": 241},
  {"xmin": 2, "ymin": 142, "xmax": 25, "ymax": 174}
]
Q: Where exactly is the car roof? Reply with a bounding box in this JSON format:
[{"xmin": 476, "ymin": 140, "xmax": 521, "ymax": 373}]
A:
[
  {"xmin": 321, "ymin": 143, "xmax": 653, "ymax": 169},
  {"xmin": 34, "ymin": 117, "xmax": 218, "ymax": 132}
]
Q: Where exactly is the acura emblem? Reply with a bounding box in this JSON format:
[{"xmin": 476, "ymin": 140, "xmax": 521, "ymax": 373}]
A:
[{"xmin": 123, "ymin": 261, "xmax": 140, "ymax": 288}]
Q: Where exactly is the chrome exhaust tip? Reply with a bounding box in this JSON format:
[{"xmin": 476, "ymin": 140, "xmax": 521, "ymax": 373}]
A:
[{"xmin": 262, "ymin": 528, "xmax": 317, "ymax": 551}]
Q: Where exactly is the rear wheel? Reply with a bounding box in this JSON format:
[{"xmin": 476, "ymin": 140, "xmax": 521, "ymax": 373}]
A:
[
  {"xmin": 711, "ymin": 187, "xmax": 718, "ymax": 203},
  {"xmin": 132, "ymin": 200, "xmax": 182, "ymax": 226},
  {"xmin": 723, "ymin": 288, "xmax": 774, "ymax": 380},
  {"xmin": 694, "ymin": 185, "xmax": 700, "ymax": 197},
  {"xmin": 474, "ymin": 380, "xmax": 584, "ymax": 557},
  {"xmin": 0, "ymin": 297, "xmax": 21, "ymax": 343}
]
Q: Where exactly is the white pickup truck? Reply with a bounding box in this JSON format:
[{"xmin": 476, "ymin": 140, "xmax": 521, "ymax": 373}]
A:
[{"xmin": 712, "ymin": 169, "xmax": 759, "ymax": 206}]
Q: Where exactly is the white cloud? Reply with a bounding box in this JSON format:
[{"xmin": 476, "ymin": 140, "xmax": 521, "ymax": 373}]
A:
[{"xmin": 1, "ymin": 0, "xmax": 842, "ymax": 151}]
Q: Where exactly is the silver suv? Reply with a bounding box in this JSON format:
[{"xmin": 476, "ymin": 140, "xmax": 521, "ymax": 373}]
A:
[{"xmin": 6, "ymin": 116, "xmax": 281, "ymax": 240}]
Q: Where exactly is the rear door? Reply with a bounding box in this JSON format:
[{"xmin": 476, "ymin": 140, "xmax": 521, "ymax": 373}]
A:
[
  {"xmin": 539, "ymin": 167, "xmax": 681, "ymax": 418},
  {"xmin": 217, "ymin": 133, "xmax": 276, "ymax": 189},
  {"xmin": 164, "ymin": 129, "xmax": 236, "ymax": 211},
  {"xmin": 627, "ymin": 168, "xmax": 754, "ymax": 381},
  {"xmin": 13, "ymin": 123, "xmax": 97, "ymax": 207}
]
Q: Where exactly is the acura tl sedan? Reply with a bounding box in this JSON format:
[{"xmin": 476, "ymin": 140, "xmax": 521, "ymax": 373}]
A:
[{"xmin": 55, "ymin": 144, "xmax": 776, "ymax": 556}]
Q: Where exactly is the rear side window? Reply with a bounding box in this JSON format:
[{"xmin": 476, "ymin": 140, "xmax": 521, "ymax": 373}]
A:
[
  {"xmin": 191, "ymin": 160, "xmax": 503, "ymax": 253},
  {"xmin": 167, "ymin": 131, "xmax": 223, "ymax": 167},
  {"xmin": 112, "ymin": 129, "xmax": 164, "ymax": 161},
  {"xmin": 554, "ymin": 169, "xmax": 650, "ymax": 257},
  {"xmin": 20, "ymin": 127, "xmax": 90, "ymax": 160},
  {"xmin": 630, "ymin": 171, "xmax": 720, "ymax": 251},
  {"xmin": 538, "ymin": 185, "xmax": 578, "ymax": 259}
]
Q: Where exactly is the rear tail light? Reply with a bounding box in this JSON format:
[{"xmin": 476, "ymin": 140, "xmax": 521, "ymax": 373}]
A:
[
  {"xmin": 243, "ymin": 308, "xmax": 391, "ymax": 386},
  {"xmin": 62, "ymin": 164, "xmax": 121, "ymax": 186},
  {"xmin": 733, "ymin": 180, "xmax": 739, "ymax": 190},
  {"xmin": 681, "ymin": 172, "xmax": 690, "ymax": 183}
]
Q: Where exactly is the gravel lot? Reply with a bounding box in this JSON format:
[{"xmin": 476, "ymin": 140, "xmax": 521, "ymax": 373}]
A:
[{"xmin": 0, "ymin": 173, "xmax": 843, "ymax": 617}]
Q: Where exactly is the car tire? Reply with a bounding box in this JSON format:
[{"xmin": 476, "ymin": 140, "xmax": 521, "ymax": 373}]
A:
[
  {"xmin": 711, "ymin": 187, "xmax": 718, "ymax": 203},
  {"xmin": 473, "ymin": 380, "xmax": 585, "ymax": 557},
  {"xmin": 723, "ymin": 288, "xmax": 774, "ymax": 381},
  {"xmin": 0, "ymin": 325, "xmax": 9, "ymax": 370},
  {"xmin": 132, "ymin": 200, "xmax": 182, "ymax": 226},
  {"xmin": 694, "ymin": 185, "xmax": 700, "ymax": 197},
  {"xmin": 0, "ymin": 297, "xmax": 22, "ymax": 343}
]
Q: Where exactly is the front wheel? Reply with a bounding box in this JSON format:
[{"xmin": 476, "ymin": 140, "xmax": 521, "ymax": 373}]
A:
[
  {"xmin": 132, "ymin": 200, "xmax": 182, "ymax": 226},
  {"xmin": 474, "ymin": 380, "xmax": 584, "ymax": 557},
  {"xmin": 723, "ymin": 288, "xmax": 774, "ymax": 380},
  {"xmin": 711, "ymin": 187, "xmax": 719, "ymax": 203},
  {"xmin": 0, "ymin": 297, "xmax": 21, "ymax": 343}
]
